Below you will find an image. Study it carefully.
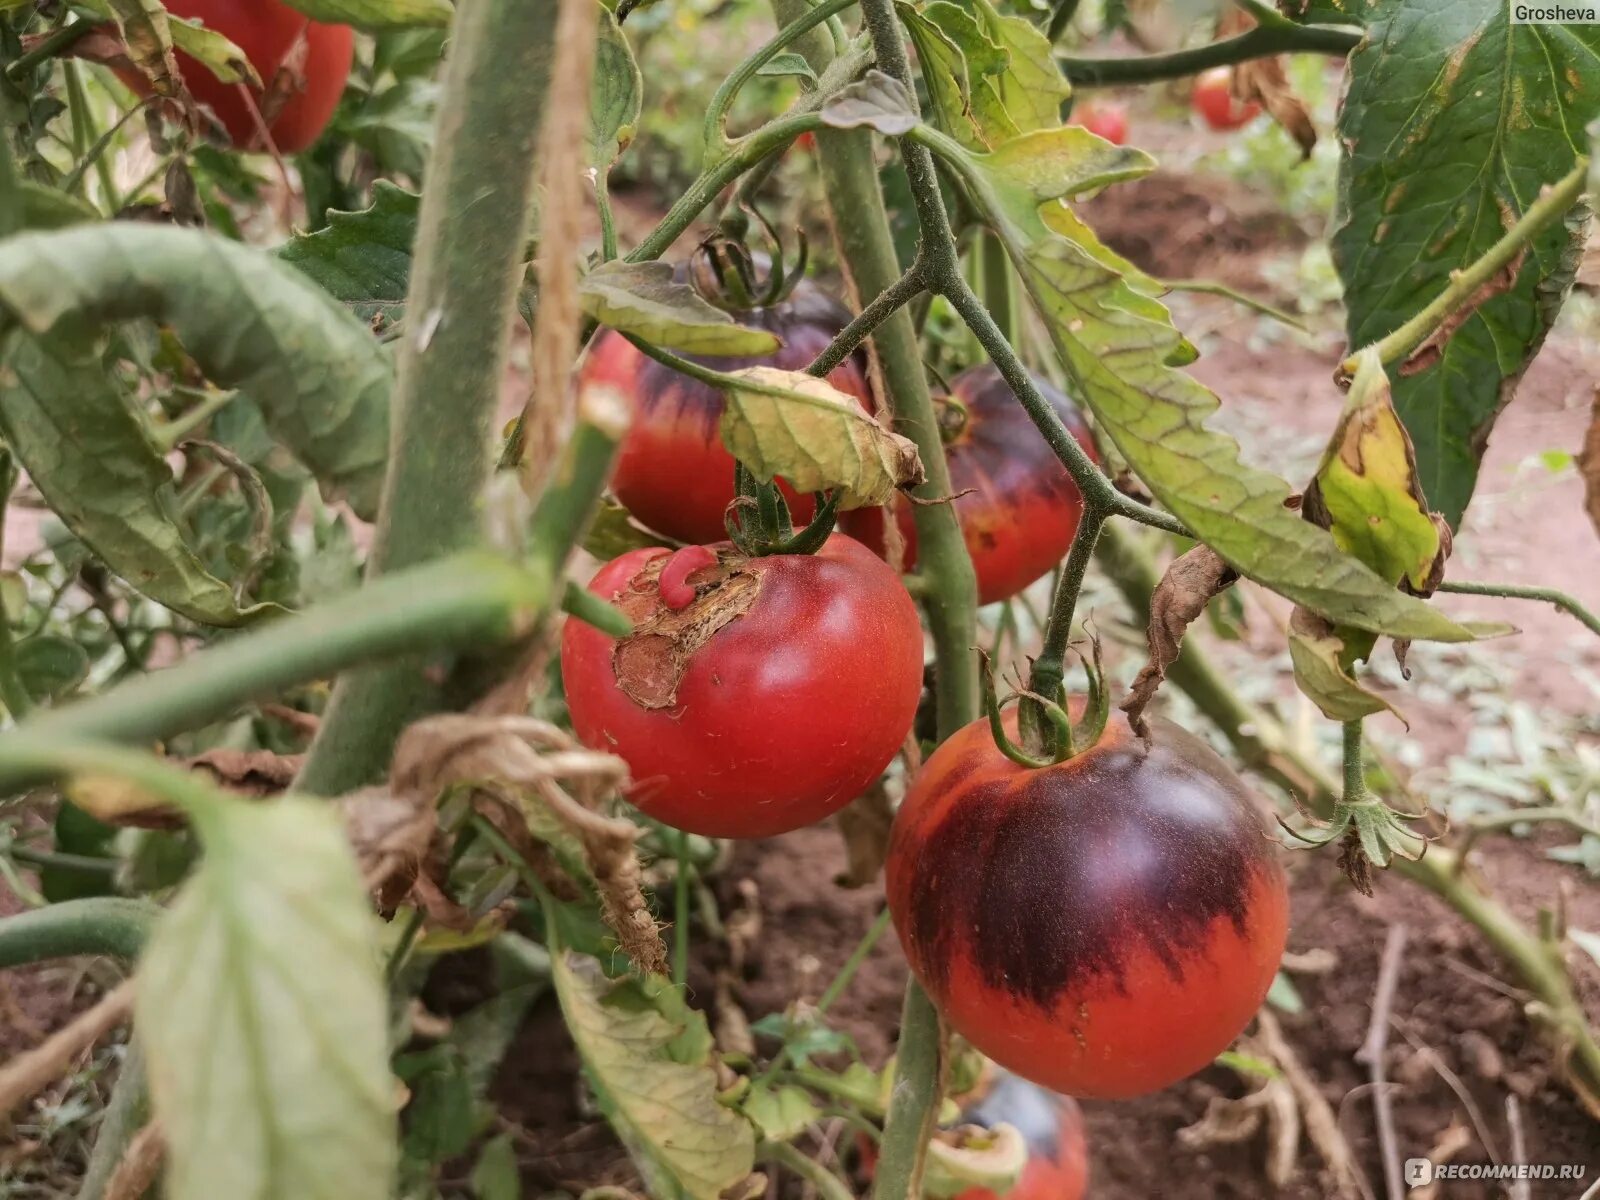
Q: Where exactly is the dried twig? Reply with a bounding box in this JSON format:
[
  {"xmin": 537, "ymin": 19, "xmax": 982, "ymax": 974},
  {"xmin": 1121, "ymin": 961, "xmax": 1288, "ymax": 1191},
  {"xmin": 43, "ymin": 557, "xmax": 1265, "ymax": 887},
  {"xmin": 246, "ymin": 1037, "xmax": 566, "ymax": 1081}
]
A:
[
  {"xmin": 1505, "ymin": 1095, "xmax": 1530, "ymax": 1200},
  {"xmin": 1256, "ymin": 1008, "xmax": 1364, "ymax": 1200},
  {"xmin": 103, "ymin": 1120, "xmax": 164, "ymax": 1200},
  {"xmin": 1355, "ymin": 925, "xmax": 1408, "ymax": 1200},
  {"xmin": 0, "ymin": 979, "xmax": 135, "ymax": 1117}
]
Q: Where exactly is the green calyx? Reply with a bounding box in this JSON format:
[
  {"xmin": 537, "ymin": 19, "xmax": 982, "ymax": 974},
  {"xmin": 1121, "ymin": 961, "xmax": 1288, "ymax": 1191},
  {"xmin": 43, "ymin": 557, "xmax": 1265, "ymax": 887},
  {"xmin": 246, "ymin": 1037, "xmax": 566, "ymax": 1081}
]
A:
[
  {"xmin": 980, "ymin": 638, "xmax": 1109, "ymax": 768},
  {"xmin": 724, "ymin": 462, "xmax": 839, "ymax": 557}
]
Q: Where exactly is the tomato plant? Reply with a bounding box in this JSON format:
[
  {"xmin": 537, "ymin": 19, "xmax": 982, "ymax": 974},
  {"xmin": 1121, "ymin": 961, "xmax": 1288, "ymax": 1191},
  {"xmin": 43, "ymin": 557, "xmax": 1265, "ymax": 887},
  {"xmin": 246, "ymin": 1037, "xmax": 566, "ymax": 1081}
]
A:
[
  {"xmin": 1191, "ymin": 66, "xmax": 1261, "ymax": 131},
  {"xmin": 117, "ymin": 0, "xmax": 354, "ymax": 154},
  {"xmin": 0, "ymin": 1, "xmax": 1596, "ymax": 1199},
  {"xmin": 562, "ymin": 536, "xmax": 923, "ymax": 837},
  {"xmin": 843, "ymin": 364, "xmax": 1096, "ymax": 604}
]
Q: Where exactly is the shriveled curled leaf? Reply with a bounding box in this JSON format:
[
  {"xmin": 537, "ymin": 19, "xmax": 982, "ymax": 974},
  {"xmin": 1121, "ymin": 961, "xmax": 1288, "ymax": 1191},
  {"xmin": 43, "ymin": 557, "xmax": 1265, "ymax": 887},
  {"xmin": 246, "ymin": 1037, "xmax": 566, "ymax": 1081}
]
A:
[
  {"xmin": 1234, "ymin": 56, "xmax": 1315, "ymax": 158},
  {"xmin": 549, "ymin": 941, "xmax": 755, "ymax": 1200},
  {"xmin": 0, "ymin": 331, "xmax": 281, "ymax": 626},
  {"xmin": 923, "ymin": 1124, "xmax": 1028, "ymax": 1199},
  {"xmin": 1122, "ymin": 545, "xmax": 1237, "ymax": 731},
  {"xmin": 1287, "ymin": 607, "xmax": 1404, "ymax": 724},
  {"xmin": 1580, "ymin": 388, "xmax": 1600, "ymax": 542},
  {"xmin": 75, "ymin": 0, "xmax": 260, "ymax": 87},
  {"xmin": 941, "ymin": 130, "xmax": 1489, "ymax": 644},
  {"xmin": 0, "ymin": 224, "xmax": 391, "ymax": 520},
  {"xmin": 278, "ymin": 0, "xmax": 453, "ymax": 29},
  {"xmin": 742, "ymin": 1083, "xmax": 821, "ymax": 1143},
  {"xmin": 719, "ymin": 366, "xmax": 924, "ymax": 509},
  {"xmin": 137, "ymin": 795, "xmax": 397, "ymax": 1200},
  {"xmin": 820, "ymin": 69, "xmax": 920, "ymax": 136},
  {"xmin": 1303, "ymin": 351, "xmax": 1440, "ymax": 592},
  {"xmin": 580, "ymin": 261, "xmax": 781, "ymax": 356}
]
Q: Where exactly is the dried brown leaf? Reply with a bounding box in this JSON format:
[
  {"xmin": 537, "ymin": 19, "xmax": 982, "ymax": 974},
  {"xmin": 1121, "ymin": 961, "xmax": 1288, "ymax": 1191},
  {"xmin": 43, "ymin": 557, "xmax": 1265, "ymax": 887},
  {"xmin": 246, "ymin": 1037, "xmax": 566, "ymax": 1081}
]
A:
[{"xmin": 1121, "ymin": 545, "xmax": 1238, "ymax": 732}]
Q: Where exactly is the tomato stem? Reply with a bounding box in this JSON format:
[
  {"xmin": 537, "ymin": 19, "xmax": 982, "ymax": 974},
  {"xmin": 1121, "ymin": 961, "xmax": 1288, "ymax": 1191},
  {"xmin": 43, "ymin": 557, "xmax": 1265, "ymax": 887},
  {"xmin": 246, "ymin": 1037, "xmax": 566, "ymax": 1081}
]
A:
[{"xmin": 1057, "ymin": 19, "xmax": 1359, "ymax": 88}]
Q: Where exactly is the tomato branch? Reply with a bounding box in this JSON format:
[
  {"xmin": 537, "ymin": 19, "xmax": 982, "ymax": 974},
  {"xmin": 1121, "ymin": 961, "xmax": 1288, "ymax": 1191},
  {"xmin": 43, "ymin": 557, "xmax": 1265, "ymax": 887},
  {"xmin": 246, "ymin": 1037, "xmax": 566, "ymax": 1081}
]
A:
[
  {"xmin": 1436, "ymin": 580, "xmax": 1600, "ymax": 638},
  {"xmin": 805, "ymin": 260, "xmax": 928, "ymax": 377},
  {"xmin": 296, "ymin": 0, "xmax": 562, "ymax": 796},
  {"xmin": 0, "ymin": 897, "xmax": 154, "ymax": 968},
  {"xmin": 1058, "ymin": 21, "xmax": 1360, "ymax": 87},
  {"xmin": 1023, "ymin": 507, "xmax": 1106, "ymax": 735},
  {"xmin": 1094, "ymin": 521, "xmax": 1600, "ymax": 1104},
  {"xmin": 1342, "ymin": 159, "xmax": 1590, "ymax": 378}
]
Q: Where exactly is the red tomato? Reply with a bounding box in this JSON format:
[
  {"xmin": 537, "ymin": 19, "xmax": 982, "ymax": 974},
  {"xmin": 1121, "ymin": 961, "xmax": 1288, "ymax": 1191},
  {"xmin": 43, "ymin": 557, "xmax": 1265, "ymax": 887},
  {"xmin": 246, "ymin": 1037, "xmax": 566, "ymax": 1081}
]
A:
[
  {"xmin": 843, "ymin": 364, "xmax": 1096, "ymax": 605},
  {"xmin": 561, "ymin": 536, "xmax": 923, "ymax": 838},
  {"xmin": 1068, "ymin": 100, "xmax": 1129, "ymax": 146},
  {"xmin": 575, "ymin": 277, "xmax": 873, "ymax": 545},
  {"xmin": 886, "ymin": 707, "xmax": 1289, "ymax": 1099},
  {"xmin": 116, "ymin": 0, "xmax": 353, "ymax": 154},
  {"xmin": 1191, "ymin": 67, "xmax": 1261, "ymax": 131}
]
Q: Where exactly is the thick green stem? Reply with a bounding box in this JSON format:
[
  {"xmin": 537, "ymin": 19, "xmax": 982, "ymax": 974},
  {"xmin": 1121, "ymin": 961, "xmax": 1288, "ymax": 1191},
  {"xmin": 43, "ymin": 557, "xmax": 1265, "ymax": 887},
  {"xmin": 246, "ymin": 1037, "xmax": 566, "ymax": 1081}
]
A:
[
  {"xmin": 1341, "ymin": 720, "xmax": 1366, "ymax": 799},
  {"xmin": 1046, "ymin": 0, "xmax": 1082, "ymax": 43},
  {"xmin": 1342, "ymin": 160, "xmax": 1588, "ymax": 376},
  {"xmin": 1437, "ymin": 579, "xmax": 1600, "ymax": 639},
  {"xmin": 0, "ymin": 554, "xmax": 547, "ymax": 790},
  {"xmin": 776, "ymin": 3, "xmax": 977, "ymax": 1195},
  {"xmin": 1094, "ymin": 521, "xmax": 1600, "ymax": 1101},
  {"xmin": 1058, "ymin": 21, "xmax": 1360, "ymax": 87},
  {"xmin": 297, "ymin": 0, "xmax": 559, "ymax": 796},
  {"xmin": 806, "ymin": 261, "xmax": 927, "ymax": 377},
  {"xmin": 0, "ymin": 897, "xmax": 154, "ymax": 968}
]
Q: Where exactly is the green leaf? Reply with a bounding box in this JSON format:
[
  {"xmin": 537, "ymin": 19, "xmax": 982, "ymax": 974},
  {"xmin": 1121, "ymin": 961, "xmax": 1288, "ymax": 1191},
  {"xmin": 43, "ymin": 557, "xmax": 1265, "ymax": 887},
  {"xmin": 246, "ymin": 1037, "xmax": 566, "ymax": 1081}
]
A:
[
  {"xmin": 719, "ymin": 366, "xmax": 924, "ymax": 509},
  {"xmin": 917, "ymin": 1, "xmax": 1019, "ymax": 150},
  {"xmin": 896, "ymin": 4, "xmax": 982, "ymax": 149},
  {"xmin": 579, "ymin": 260, "xmax": 782, "ymax": 355},
  {"xmin": 548, "ymin": 941, "xmax": 755, "ymax": 1200},
  {"xmin": 968, "ymin": 0, "xmax": 1070, "ymax": 132},
  {"xmin": 1306, "ymin": 351, "xmax": 1440, "ymax": 591},
  {"xmin": 1265, "ymin": 970, "xmax": 1303, "ymax": 1015},
  {"xmin": 756, "ymin": 52, "xmax": 818, "ymax": 86},
  {"xmin": 278, "ymin": 181, "xmax": 420, "ymax": 329},
  {"xmin": 0, "ymin": 224, "xmax": 392, "ymax": 521},
  {"xmin": 470, "ymin": 1134, "xmax": 521, "ymax": 1200},
  {"xmin": 278, "ymin": 0, "xmax": 454, "ymax": 29},
  {"xmin": 591, "ymin": 8, "xmax": 643, "ymax": 168},
  {"xmin": 1332, "ymin": 0, "xmax": 1600, "ymax": 526},
  {"xmin": 0, "ymin": 330, "xmax": 279, "ymax": 625},
  {"xmin": 820, "ymin": 69, "xmax": 921, "ymax": 136},
  {"xmin": 137, "ymin": 795, "xmax": 397, "ymax": 1200},
  {"xmin": 15, "ymin": 182, "xmax": 99, "ymax": 230},
  {"xmin": 164, "ymin": 13, "xmax": 260, "ymax": 85},
  {"xmin": 14, "ymin": 633, "xmax": 90, "ymax": 701},
  {"xmin": 1287, "ymin": 606, "xmax": 1402, "ymax": 723},
  {"xmin": 742, "ymin": 1083, "xmax": 820, "ymax": 1142},
  {"xmin": 936, "ymin": 126, "xmax": 1491, "ymax": 643}
]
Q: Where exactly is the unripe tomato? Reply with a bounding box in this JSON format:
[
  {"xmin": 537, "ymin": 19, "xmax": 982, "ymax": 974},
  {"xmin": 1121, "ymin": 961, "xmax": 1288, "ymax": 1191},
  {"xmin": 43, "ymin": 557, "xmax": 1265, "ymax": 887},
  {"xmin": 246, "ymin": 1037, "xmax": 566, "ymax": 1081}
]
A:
[
  {"xmin": 1068, "ymin": 99, "xmax": 1129, "ymax": 146},
  {"xmin": 1191, "ymin": 67, "xmax": 1261, "ymax": 131},
  {"xmin": 886, "ymin": 708, "xmax": 1289, "ymax": 1099},
  {"xmin": 561, "ymin": 536, "xmax": 923, "ymax": 838},
  {"xmin": 843, "ymin": 364, "xmax": 1096, "ymax": 605},
  {"xmin": 575, "ymin": 277, "xmax": 873, "ymax": 545},
  {"xmin": 116, "ymin": 0, "xmax": 353, "ymax": 154}
]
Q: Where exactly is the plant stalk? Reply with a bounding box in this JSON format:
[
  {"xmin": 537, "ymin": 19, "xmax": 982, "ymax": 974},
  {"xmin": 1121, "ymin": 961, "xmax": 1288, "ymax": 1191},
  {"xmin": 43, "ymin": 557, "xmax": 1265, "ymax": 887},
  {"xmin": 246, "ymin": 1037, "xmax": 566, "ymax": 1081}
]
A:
[
  {"xmin": 0, "ymin": 897, "xmax": 155, "ymax": 968},
  {"xmin": 296, "ymin": 0, "xmax": 560, "ymax": 796},
  {"xmin": 1436, "ymin": 579, "xmax": 1600, "ymax": 639},
  {"xmin": 1058, "ymin": 20, "xmax": 1360, "ymax": 87}
]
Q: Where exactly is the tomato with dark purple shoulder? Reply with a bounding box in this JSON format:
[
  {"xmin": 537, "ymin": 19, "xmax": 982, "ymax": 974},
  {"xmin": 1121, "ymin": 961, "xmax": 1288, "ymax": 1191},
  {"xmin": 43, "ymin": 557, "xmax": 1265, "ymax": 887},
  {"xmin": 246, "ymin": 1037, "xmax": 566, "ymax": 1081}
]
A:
[
  {"xmin": 886, "ymin": 707, "xmax": 1289, "ymax": 1099},
  {"xmin": 560, "ymin": 535, "xmax": 923, "ymax": 839},
  {"xmin": 957, "ymin": 1072, "xmax": 1089, "ymax": 1200},
  {"xmin": 844, "ymin": 364, "xmax": 1096, "ymax": 605},
  {"xmin": 574, "ymin": 271, "xmax": 874, "ymax": 545},
  {"xmin": 116, "ymin": 0, "xmax": 353, "ymax": 154}
]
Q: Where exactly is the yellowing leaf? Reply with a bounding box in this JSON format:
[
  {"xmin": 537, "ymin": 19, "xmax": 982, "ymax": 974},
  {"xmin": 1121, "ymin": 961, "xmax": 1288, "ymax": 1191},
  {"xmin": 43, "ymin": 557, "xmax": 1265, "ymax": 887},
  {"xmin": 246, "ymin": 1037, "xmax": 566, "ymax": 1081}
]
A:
[
  {"xmin": 550, "ymin": 945, "xmax": 755, "ymax": 1200},
  {"xmin": 742, "ymin": 1083, "xmax": 821, "ymax": 1142},
  {"xmin": 137, "ymin": 795, "xmax": 397, "ymax": 1200},
  {"xmin": 580, "ymin": 261, "xmax": 781, "ymax": 356},
  {"xmin": 1307, "ymin": 351, "xmax": 1440, "ymax": 591},
  {"xmin": 719, "ymin": 367, "xmax": 924, "ymax": 509},
  {"xmin": 923, "ymin": 1124, "xmax": 1028, "ymax": 1199},
  {"xmin": 970, "ymin": 0, "xmax": 1070, "ymax": 132},
  {"xmin": 1287, "ymin": 607, "xmax": 1403, "ymax": 724}
]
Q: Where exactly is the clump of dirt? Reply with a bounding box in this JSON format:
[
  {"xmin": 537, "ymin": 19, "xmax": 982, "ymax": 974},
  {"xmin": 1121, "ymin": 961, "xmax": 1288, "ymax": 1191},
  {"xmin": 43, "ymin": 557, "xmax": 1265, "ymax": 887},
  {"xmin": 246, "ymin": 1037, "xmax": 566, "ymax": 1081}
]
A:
[{"xmin": 1080, "ymin": 172, "xmax": 1306, "ymax": 289}]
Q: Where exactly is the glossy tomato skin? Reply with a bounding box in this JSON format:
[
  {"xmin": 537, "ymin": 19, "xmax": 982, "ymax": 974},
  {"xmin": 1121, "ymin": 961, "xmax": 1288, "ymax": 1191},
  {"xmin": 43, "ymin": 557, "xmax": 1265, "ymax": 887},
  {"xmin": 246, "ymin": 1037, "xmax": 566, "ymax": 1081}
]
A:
[
  {"xmin": 117, "ymin": 0, "xmax": 353, "ymax": 153},
  {"xmin": 886, "ymin": 709, "xmax": 1289, "ymax": 1099},
  {"xmin": 576, "ymin": 278, "xmax": 874, "ymax": 544},
  {"xmin": 957, "ymin": 1073, "xmax": 1089, "ymax": 1200},
  {"xmin": 1068, "ymin": 100, "xmax": 1129, "ymax": 146},
  {"xmin": 844, "ymin": 364, "xmax": 1096, "ymax": 605},
  {"xmin": 561, "ymin": 535, "xmax": 922, "ymax": 838},
  {"xmin": 1192, "ymin": 67, "xmax": 1261, "ymax": 132}
]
